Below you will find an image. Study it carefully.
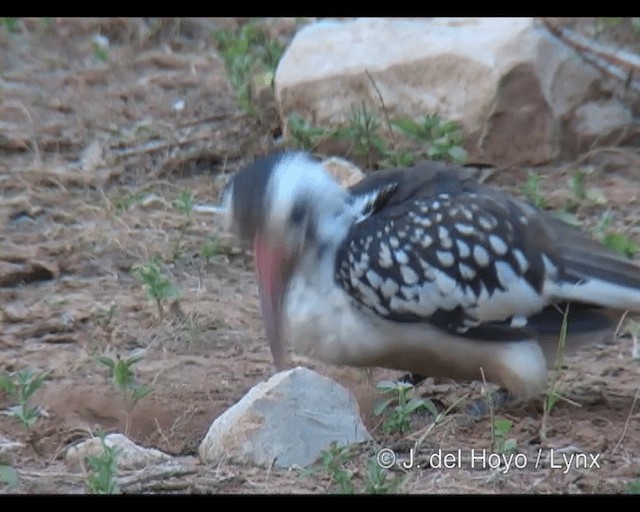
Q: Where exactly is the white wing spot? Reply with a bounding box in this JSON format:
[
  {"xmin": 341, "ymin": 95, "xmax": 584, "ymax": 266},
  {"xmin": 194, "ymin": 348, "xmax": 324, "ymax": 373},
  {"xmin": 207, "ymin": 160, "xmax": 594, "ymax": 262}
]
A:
[
  {"xmin": 459, "ymin": 262, "xmax": 476, "ymax": 280},
  {"xmin": 379, "ymin": 243, "xmax": 393, "ymax": 268},
  {"xmin": 436, "ymin": 250, "xmax": 455, "ymax": 267},
  {"xmin": 478, "ymin": 214, "xmax": 497, "ymax": 231},
  {"xmin": 380, "ymin": 278, "xmax": 400, "ymax": 298},
  {"xmin": 495, "ymin": 260, "xmax": 517, "ymax": 288},
  {"xmin": 400, "ymin": 265, "xmax": 419, "ymax": 285},
  {"xmin": 374, "ymin": 303, "xmax": 390, "ymax": 316},
  {"xmin": 420, "ymin": 234, "xmax": 434, "ymax": 248},
  {"xmin": 395, "ymin": 250, "xmax": 409, "ymax": 265},
  {"xmin": 455, "ymin": 223, "xmax": 476, "ymax": 236},
  {"xmin": 459, "ymin": 206, "xmax": 473, "ymax": 220},
  {"xmin": 456, "ymin": 239, "xmax": 471, "ymax": 258},
  {"xmin": 389, "ymin": 236, "xmax": 400, "ymax": 249},
  {"xmin": 366, "ymin": 270, "xmax": 383, "ymax": 289},
  {"xmin": 432, "ymin": 201, "xmax": 441, "ymax": 210},
  {"xmin": 473, "ymin": 244, "xmax": 491, "ymax": 267},
  {"xmin": 513, "ymin": 249, "xmax": 529, "ymax": 274},
  {"xmin": 413, "ymin": 216, "xmax": 433, "ymax": 228},
  {"xmin": 434, "ymin": 268, "xmax": 457, "ymax": 294},
  {"xmin": 542, "ymin": 254, "xmax": 558, "ymax": 278},
  {"xmin": 488, "ymin": 234, "xmax": 508, "ymax": 255}
]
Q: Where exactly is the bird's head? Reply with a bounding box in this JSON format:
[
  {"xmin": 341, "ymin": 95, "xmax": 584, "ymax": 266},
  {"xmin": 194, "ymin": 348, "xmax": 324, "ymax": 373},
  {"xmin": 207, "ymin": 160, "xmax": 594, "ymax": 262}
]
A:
[{"xmin": 221, "ymin": 151, "xmax": 352, "ymax": 367}]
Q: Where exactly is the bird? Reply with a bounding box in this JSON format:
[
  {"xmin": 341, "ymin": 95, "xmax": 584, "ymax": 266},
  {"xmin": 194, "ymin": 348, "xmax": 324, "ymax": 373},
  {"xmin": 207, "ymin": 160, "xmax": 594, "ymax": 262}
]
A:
[{"xmin": 221, "ymin": 150, "xmax": 640, "ymax": 402}]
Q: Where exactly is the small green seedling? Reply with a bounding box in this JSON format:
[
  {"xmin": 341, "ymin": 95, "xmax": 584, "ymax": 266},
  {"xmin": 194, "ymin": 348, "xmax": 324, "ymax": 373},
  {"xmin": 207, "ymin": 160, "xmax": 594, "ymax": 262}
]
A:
[
  {"xmin": 131, "ymin": 260, "xmax": 179, "ymax": 318},
  {"xmin": 173, "ymin": 190, "xmax": 194, "ymax": 218},
  {"xmin": 374, "ymin": 380, "xmax": 438, "ymax": 435},
  {"xmin": 390, "ymin": 115, "xmax": 468, "ymax": 163},
  {"xmin": 492, "ymin": 418, "xmax": 517, "ymax": 454},
  {"xmin": 602, "ymin": 232, "xmax": 639, "ymax": 259},
  {"xmin": 171, "ymin": 190, "xmax": 196, "ymax": 261},
  {"xmin": 94, "ymin": 303, "xmax": 117, "ymax": 329},
  {"xmin": 92, "ymin": 34, "xmax": 110, "ymax": 62},
  {"xmin": 0, "ymin": 456, "xmax": 17, "ymax": 489},
  {"xmin": 566, "ymin": 167, "xmax": 607, "ymax": 212},
  {"xmin": 334, "ymin": 102, "xmax": 388, "ymax": 169},
  {"xmin": 201, "ymin": 237, "xmax": 221, "ymax": 264},
  {"xmin": 521, "ymin": 172, "xmax": 548, "ymax": 209},
  {"xmin": 1, "ymin": 18, "xmax": 20, "ymax": 33},
  {"xmin": 628, "ymin": 478, "xmax": 640, "ymax": 494},
  {"xmin": 541, "ymin": 304, "xmax": 570, "ymax": 441},
  {"xmin": 288, "ymin": 112, "xmax": 332, "ymax": 151},
  {"xmin": 214, "ymin": 20, "xmax": 285, "ymax": 114},
  {"xmin": 114, "ymin": 191, "xmax": 148, "ymax": 214},
  {"xmin": 85, "ymin": 432, "xmax": 121, "ymax": 494},
  {"xmin": 363, "ymin": 456, "xmax": 406, "ymax": 494},
  {"xmin": 97, "ymin": 354, "xmax": 154, "ymax": 409},
  {"xmin": 312, "ymin": 441, "xmax": 356, "ymax": 494},
  {"xmin": 0, "ymin": 369, "xmax": 49, "ymax": 434}
]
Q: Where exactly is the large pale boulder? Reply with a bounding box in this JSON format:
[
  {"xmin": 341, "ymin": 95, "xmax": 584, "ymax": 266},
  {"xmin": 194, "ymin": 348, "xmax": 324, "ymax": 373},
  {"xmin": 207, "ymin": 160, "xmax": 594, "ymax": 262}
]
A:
[
  {"xmin": 275, "ymin": 17, "xmax": 631, "ymax": 165},
  {"xmin": 198, "ymin": 367, "xmax": 371, "ymax": 469}
]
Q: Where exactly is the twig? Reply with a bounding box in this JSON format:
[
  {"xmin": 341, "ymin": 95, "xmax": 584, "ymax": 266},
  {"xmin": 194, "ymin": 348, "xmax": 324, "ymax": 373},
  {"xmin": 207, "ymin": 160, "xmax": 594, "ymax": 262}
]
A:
[
  {"xmin": 611, "ymin": 387, "xmax": 640, "ymax": 456},
  {"xmin": 365, "ymin": 69, "xmax": 398, "ymax": 148}
]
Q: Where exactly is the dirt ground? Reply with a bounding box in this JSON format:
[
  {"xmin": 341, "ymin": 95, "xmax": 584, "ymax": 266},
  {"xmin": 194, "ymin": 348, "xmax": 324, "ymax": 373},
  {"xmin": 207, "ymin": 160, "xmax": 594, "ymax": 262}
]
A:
[{"xmin": 1, "ymin": 18, "xmax": 639, "ymax": 494}]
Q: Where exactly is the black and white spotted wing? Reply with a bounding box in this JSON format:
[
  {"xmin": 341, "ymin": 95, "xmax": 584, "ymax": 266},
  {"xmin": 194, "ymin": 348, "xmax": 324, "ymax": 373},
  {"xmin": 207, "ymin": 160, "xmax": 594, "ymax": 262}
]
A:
[{"xmin": 334, "ymin": 166, "xmax": 567, "ymax": 333}]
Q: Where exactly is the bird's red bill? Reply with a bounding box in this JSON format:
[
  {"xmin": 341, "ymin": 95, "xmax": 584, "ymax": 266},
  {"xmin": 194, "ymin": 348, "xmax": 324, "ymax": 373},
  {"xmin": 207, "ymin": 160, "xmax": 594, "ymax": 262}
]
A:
[{"xmin": 253, "ymin": 233, "xmax": 288, "ymax": 368}]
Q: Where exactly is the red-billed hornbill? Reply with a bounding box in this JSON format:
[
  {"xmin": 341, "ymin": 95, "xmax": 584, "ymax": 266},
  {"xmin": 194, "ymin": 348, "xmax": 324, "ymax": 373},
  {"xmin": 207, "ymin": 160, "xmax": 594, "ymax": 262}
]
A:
[{"xmin": 222, "ymin": 151, "xmax": 640, "ymax": 400}]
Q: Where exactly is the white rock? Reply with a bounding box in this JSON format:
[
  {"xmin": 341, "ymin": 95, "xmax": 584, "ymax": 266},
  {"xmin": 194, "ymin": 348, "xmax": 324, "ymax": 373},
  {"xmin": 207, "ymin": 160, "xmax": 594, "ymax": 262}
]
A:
[
  {"xmin": 65, "ymin": 434, "xmax": 172, "ymax": 471},
  {"xmin": 275, "ymin": 18, "xmax": 626, "ymax": 165},
  {"xmin": 199, "ymin": 367, "xmax": 371, "ymax": 469},
  {"xmin": 572, "ymin": 99, "xmax": 632, "ymax": 141}
]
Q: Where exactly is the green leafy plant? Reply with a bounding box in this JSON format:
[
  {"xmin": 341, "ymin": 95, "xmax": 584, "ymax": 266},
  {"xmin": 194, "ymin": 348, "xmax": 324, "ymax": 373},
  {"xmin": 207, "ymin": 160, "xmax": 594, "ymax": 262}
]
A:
[
  {"xmin": 565, "ymin": 167, "xmax": 607, "ymax": 212},
  {"xmin": 492, "ymin": 418, "xmax": 517, "ymax": 454},
  {"xmin": 214, "ymin": 20, "xmax": 285, "ymax": 114},
  {"xmin": 334, "ymin": 102, "xmax": 388, "ymax": 168},
  {"xmin": 94, "ymin": 303, "xmax": 117, "ymax": 329},
  {"xmin": 97, "ymin": 354, "xmax": 154, "ymax": 409},
  {"xmin": 171, "ymin": 190, "xmax": 195, "ymax": 261},
  {"xmin": 85, "ymin": 432, "xmax": 121, "ymax": 494},
  {"xmin": 0, "ymin": 456, "xmax": 18, "ymax": 489},
  {"xmin": 288, "ymin": 112, "xmax": 333, "ymax": 151},
  {"xmin": 390, "ymin": 115, "xmax": 468, "ymax": 163},
  {"xmin": 593, "ymin": 211, "xmax": 639, "ymax": 259},
  {"xmin": 521, "ymin": 172, "xmax": 548, "ymax": 209},
  {"xmin": 1, "ymin": 18, "xmax": 20, "ymax": 33},
  {"xmin": 201, "ymin": 237, "xmax": 221, "ymax": 264},
  {"xmin": 287, "ymin": 105, "xmax": 467, "ymax": 169},
  {"xmin": 0, "ymin": 369, "xmax": 49, "ymax": 434},
  {"xmin": 628, "ymin": 478, "xmax": 640, "ymax": 494},
  {"xmin": 131, "ymin": 260, "xmax": 179, "ymax": 318},
  {"xmin": 92, "ymin": 34, "xmax": 110, "ymax": 62},
  {"xmin": 541, "ymin": 304, "xmax": 571, "ymax": 441},
  {"xmin": 114, "ymin": 191, "xmax": 148, "ymax": 214},
  {"xmin": 173, "ymin": 190, "xmax": 194, "ymax": 218},
  {"xmin": 362, "ymin": 456, "xmax": 406, "ymax": 494},
  {"xmin": 313, "ymin": 442, "xmax": 355, "ymax": 494},
  {"xmin": 374, "ymin": 381, "xmax": 437, "ymax": 435}
]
